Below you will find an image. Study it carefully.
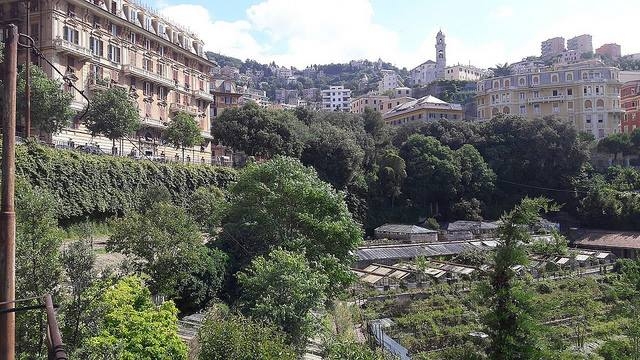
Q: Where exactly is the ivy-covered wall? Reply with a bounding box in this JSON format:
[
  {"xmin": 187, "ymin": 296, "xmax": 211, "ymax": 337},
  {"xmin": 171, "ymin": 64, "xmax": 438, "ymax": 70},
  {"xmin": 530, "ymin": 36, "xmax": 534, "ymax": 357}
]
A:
[{"xmin": 12, "ymin": 142, "xmax": 237, "ymax": 222}]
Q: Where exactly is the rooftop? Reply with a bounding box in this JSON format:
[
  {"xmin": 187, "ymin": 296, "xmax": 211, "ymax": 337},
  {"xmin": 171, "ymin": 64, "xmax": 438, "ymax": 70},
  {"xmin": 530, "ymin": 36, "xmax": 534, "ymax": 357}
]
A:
[
  {"xmin": 383, "ymin": 95, "xmax": 462, "ymax": 118},
  {"xmin": 356, "ymin": 240, "xmax": 499, "ymax": 262},
  {"xmin": 375, "ymin": 224, "xmax": 437, "ymax": 234},
  {"xmin": 446, "ymin": 220, "xmax": 501, "ymax": 232},
  {"xmin": 573, "ymin": 230, "xmax": 640, "ymax": 250}
]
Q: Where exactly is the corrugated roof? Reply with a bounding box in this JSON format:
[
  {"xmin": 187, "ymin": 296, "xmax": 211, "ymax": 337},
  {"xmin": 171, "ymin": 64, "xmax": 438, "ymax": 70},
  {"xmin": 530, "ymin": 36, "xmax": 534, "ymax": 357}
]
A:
[
  {"xmin": 356, "ymin": 241, "xmax": 484, "ymax": 262},
  {"xmin": 375, "ymin": 224, "xmax": 436, "ymax": 234},
  {"xmin": 573, "ymin": 230, "xmax": 640, "ymax": 250},
  {"xmin": 447, "ymin": 221, "xmax": 501, "ymax": 232}
]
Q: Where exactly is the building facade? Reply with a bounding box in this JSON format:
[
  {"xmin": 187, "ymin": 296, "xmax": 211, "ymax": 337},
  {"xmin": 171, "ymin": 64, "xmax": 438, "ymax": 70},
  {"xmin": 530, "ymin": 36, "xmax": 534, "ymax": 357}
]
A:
[
  {"xmin": 2, "ymin": 0, "xmax": 216, "ymax": 162},
  {"xmin": 596, "ymin": 43, "xmax": 622, "ymax": 60},
  {"xmin": 475, "ymin": 60, "xmax": 623, "ymax": 139},
  {"xmin": 567, "ymin": 34, "xmax": 593, "ymax": 55},
  {"xmin": 621, "ymin": 80, "xmax": 640, "ymax": 133},
  {"xmin": 444, "ymin": 65, "xmax": 487, "ymax": 81},
  {"xmin": 321, "ymin": 85, "xmax": 352, "ymax": 111},
  {"xmin": 383, "ymin": 95, "xmax": 463, "ymax": 126},
  {"xmin": 378, "ymin": 69, "xmax": 402, "ymax": 93},
  {"xmin": 240, "ymin": 88, "xmax": 269, "ymax": 108},
  {"xmin": 541, "ymin": 37, "xmax": 565, "ymax": 59},
  {"xmin": 211, "ymin": 79, "xmax": 242, "ymax": 119}
]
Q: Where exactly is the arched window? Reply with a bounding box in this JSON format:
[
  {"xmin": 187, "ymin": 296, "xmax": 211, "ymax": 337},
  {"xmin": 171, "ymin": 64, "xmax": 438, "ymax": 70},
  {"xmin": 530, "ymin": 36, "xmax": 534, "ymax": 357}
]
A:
[
  {"xmin": 596, "ymin": 99, "xmax": 604, "ymax": 109},
  {"xmin": 493, "ymin": 80, "xmax": 499, "ymax": 89},
  {"xmin": 566, "ymin": 73, "xmax": 573, "ymax": 81},
  {"xmin": 503, "ymin": 106, "xmax": 510, "ymax": 114},
  {"xmin": 551, "ymin": 74, "xmax": 558, "ymax": 82},
  {"xmin": 584, "ymin": 100, "xmax": 592, "ymax": 109},
  {"xmin": 504, "ymin": 79, "xmax": 510, "ymax": 88},
  {"xmin": 492, "ymin": 107, "xmax": 499, "ymax": 116},
  {"xmin": 519, "ymin": 78, "xmax": 525, "ymax": 86}
]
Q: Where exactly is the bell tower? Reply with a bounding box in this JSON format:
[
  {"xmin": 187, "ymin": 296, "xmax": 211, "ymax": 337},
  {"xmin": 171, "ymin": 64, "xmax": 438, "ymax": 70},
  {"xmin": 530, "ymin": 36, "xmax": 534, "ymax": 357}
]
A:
[{"xmin": 435, "ymin": 30, "xmax": 446, "ymax": 79}]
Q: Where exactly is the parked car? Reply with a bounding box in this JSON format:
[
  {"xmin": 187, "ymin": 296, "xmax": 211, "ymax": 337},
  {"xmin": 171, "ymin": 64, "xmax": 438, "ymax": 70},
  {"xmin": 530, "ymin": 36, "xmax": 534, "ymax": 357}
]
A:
[{"xmin": 76, "ymin": 145, "xmax": 106, "ymax": 155}]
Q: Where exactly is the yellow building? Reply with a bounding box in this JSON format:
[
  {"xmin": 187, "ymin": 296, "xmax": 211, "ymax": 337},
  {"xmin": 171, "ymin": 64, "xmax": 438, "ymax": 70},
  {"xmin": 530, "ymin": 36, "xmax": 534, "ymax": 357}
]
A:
[
  {"xmin": 475, "ymin": 60, "xmax": 624, "ymax": 139},
  {"xmin": 382, "ymin": 95, "xmax": 464, "ymax": 126},
  {"xmin": 350, "ymin": 93, "xmax": 415, "ymax": 114},
  {"xmin": 1, "ymin": 0, "xmax": 216, "ymax": 163}
]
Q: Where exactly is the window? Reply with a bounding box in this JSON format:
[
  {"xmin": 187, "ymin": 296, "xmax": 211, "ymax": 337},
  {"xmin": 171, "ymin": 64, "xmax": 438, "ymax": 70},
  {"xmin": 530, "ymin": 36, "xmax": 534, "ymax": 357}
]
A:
[
  {"xmin": 108, "ymin": 45, "xmax": 121, "ymax": 63},
  {"xmin": 598, "ymin": 114, "xmax": 604, "ymax": 123},
  {"xmin": 159, "ymin": 46, "xmax": 165, "ymax": 57},
  {"xmin": 144, "ymin": 39, "xmax": 150, "ymax": 50},
  {"xmin": 157, "ymin": 63, "xmax": 164, "ymax": 76},
  {"xmin": 552, "ymin": 90, "xmax": 559, "ymax": 96},
  {"xmin": 143, "ymin": 58, "xmax": 152, "ymax": 71},
  {"xmin": 144, "ymin": 17, "xmax": 152, "ymax": 32},
  {"xmin": 519, "ymin": 77, "xmax": 525, "ymax": 86},
  {"xmin": 158, "ymin": 87, "xmax": 166, "ymax": 101},
  {"xmin": 566, "ymin": 73, "xmax": 573, "ymax": 81},
  {"xmin": 519, "ymin": 105, "xmax": 526, "ymax": 114},
  {"xmin": 130, "ymin": 32, "xmax": 136, "ymax": 44},
  {"xmin": 129, "ymin": 9, "xmax": 138, "ymax": 23},
  {"xmin": 89, "ymin": 37, "xmax": 103, "ymax": 57},
  {"xmin": 553, "ymin": 102, "xmax": 559, "ymax": 113},
  {"xmin": 596, "ymin": 99, "xmax": 605, "ymax": 109},
  {"xmin": 429, "ymin": 113, "xmax": 436, "ymax": 119},
  {"xmin": 63, "ymin": 26, "xmax": 79, "ymax": 44},
  {"xmin": 534, "ymin": 104, "xmax": 540, "ymax": 114},
  {"xmin": 504, "ymin": 79, "xmax": 510, "ymax": 88},
  {"xmin": 586, "ymin": 115, "xmax": 592, "ymax": 123},
  {"xmin": 567, "ymin": 88, "xmax": 573, "ymax": 96},
  {"xmin": 110, "ymin": 23, "xmax": 118, "ymax": 36},
  {"xmin": 585, "ymin": 100, "xmax": 592, "ymax": 109},
  {"xmin": 143, "ymin": 81, "xmax": 152, "ymax": 96},
  {"xmin": 551, "ymin": 74, "xmax": 558, "ymax": 83},
  {"xmin": 532, "ymin": 76, "xmax": 539, "ymax": 85},
  {"xmin": 568, "ymin": 101, "xmax": 574, "ymax": 111}
]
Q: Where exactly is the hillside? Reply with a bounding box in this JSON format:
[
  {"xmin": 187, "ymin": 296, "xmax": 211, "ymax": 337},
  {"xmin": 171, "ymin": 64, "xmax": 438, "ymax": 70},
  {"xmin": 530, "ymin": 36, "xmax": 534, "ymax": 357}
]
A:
[{"xmin": 206, "ymin": 52, "xmax": 411, "ymax": 100}]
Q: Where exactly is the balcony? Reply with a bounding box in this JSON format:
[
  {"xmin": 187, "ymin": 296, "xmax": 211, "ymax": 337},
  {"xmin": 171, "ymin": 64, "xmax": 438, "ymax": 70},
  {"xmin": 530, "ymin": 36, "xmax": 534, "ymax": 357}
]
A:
[
  {"xmin": 169, "ymin": 103, "xmax": 199, "ymax": 115},
  {"xmin": 53, "ymin": 38, "xmax": 92, "ymax": 60},
  {"xmin": 121, "ymin": 65, "xmax": 174, "ymax": 87},
  {"xmin": 193, "ymin": 89, "xmax": 214, "ymax": 102},
  {"xmin": 527, "ymin": 95, "xmax": 568, "ymax": 104}
]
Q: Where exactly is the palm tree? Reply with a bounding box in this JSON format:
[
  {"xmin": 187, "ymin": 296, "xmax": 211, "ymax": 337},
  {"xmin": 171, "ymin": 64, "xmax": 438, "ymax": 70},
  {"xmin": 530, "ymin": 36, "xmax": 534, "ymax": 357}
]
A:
[{"xmin": 489, "ymin": 63, "xmax": 512, "ymax": 77}]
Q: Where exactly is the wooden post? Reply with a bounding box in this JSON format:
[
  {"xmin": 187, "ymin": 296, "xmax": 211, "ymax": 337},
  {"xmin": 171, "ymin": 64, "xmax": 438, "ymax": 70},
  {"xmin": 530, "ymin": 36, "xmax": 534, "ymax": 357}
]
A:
[
  {"xmin": 25, "ymin": 0, "xmax": 31, "ymax": 138},
  {"xmin": 0, "ymin": 24, "xmax": 19, "ymax": 360}
]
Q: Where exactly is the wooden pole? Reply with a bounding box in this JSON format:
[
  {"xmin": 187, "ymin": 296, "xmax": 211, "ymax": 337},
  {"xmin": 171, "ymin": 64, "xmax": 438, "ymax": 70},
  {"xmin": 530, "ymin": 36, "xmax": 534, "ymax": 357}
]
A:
[
  {"xmin": 25, "ymin": 0, "xmax": 31, "ymax": 138},
  {"xmin": 0, "ymin": 23, "xmax": 19, "ymax": 360}
]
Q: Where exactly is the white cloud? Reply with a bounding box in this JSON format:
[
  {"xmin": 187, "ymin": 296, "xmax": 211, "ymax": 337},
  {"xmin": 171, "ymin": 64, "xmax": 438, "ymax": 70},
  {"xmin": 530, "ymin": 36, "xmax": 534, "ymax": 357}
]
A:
[{"xmin": 158, "ymin": 4, "xmax": 264, "ymax": 61}]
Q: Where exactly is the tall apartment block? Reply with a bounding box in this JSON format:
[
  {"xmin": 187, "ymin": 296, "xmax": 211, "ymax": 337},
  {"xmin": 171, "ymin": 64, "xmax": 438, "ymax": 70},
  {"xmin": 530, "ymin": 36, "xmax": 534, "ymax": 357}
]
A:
[
  {"xmin": 596, "ymin": 43, "xmax": 622, "ymax": 60},
  {"xmin": 322, "ymin": 86, "xmax": 351, "ymax": 111},
  {"xmin": 567, "ymin": 34, "xmax": 593, "ymax": 55},
  {"xmin": 0, "ymin": 0, "xmax": 217, "ymax": 163},
  {"xmin": 475, "ymin": 60, "xmax": 623, "ymax": 139},
  {"xmin": 541, "ymin": 37, "xmax": 565, "ymax": 59}
]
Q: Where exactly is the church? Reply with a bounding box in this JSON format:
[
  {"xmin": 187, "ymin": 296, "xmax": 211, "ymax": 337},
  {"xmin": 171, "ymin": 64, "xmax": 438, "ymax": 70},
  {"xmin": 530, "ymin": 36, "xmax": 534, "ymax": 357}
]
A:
[{"xmin": 409, "ymin": 31, "xmax": 446, "ymax": 85}]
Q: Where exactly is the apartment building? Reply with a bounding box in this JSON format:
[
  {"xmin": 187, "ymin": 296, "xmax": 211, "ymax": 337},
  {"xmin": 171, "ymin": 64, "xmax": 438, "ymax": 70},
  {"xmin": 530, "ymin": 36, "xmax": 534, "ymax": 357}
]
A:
[
  {"xmin": 383, "ymin": 95, "xmax": 463, "ymax": 126},
  {"xmin": 211, "ymin": 79, "xmax": 242, "ymax": 119},
  {"xmin": 541, "ymin": 37, "xmax": 565, "ymax": 59},
  {"xmin": 321, "ymin": 85, "xmax": 352, "ymax": 111},
  {"xmin": 378, "ymin": 69, "xmax": 402, "ymax": 93},
  {"xmin": 1, "ymin": 0, "xmax": 216, "ymax": 162},
  {"xmin": 621, "ymin": 80, "xmax": 640, "ymax": 133},
  {"xmin": 596, "ymin": 43, "xmax": 622, "ymax": 60},
  {"xmin": 475, "ymin": 60, "xmax": 623, "ymax": 139},
  {"xmin": 241, "ymin": 88, "xmax": 269, "ymax": 108},
  {"xmin": 567, "ymin": 34, "xmax": 593, "ymax": 55}
]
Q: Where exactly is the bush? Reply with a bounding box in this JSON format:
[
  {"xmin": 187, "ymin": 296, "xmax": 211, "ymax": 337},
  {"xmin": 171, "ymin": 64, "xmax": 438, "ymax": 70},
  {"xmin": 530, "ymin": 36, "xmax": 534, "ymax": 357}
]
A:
[{"xmin": 14, "ymin": 141, "xmax": 236, "ymax": 221}]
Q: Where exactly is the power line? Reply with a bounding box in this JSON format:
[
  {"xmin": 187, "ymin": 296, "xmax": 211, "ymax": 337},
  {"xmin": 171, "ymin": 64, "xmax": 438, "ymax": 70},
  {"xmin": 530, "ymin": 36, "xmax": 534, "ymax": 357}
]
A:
[{"xmin": 496, "ymin": 179, "xmax": 591, "ymax": 194}]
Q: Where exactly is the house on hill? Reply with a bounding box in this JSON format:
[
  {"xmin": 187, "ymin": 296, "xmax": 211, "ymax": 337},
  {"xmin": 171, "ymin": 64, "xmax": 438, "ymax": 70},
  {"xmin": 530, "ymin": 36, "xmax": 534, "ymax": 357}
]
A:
[{"xmin": 572, "ymin": 230, "xmax": 640, "ymax": 259}]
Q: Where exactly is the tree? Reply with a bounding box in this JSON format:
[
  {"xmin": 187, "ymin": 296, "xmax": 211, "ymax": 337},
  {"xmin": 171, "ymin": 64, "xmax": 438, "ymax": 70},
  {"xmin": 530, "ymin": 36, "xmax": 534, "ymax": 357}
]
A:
[
  {"xmin": 399, "ymin": 134, "xmax": 460, "ymax": 217},
  {"xmin": 375, "ymin": 149, "xmax": 407, "ymax": 208},
  {"xmin": 301, "ymin": 123, "xmax": 364, "ymax": 189},
  {"xmin": 362, "ymin": 107, "xmax": 385, "ymax": 140},
  {"xmin": 78, "ymin": 276, "xmax": 187, "ymax": 359},
  {"xmin": 15, "ymin": 181, "xmax": 63, "ymax": 358},
  {"xmin": 220, "ymin": 157, "xmax": 362, "ymax": 296},
  {"xmin": 237, "ymin": 250, "xmax": 328, "ymax": 345},
  {"xmin": 17, "ymin": 65, "xmax": 74, "ymax": 135},
  {"xmin": 108, "ymin": 202, "xmax": 226, "ymax": 310},
  {"xmin": 212, "ymin": 102, "xmax": 307, "ymax": 158},
  {"xmin": 597, "ymin": 132, "xmax": 632, "ymax": 163},
  {"xmin": 197, "ymin": 309, "xmax": 296, "ymax": 360},
  {"xmin": 84, "ymin": 86, "xmax": 140, "ymax": 154},
  {"xmin": 164, "ymin": 110, "xmax": 203, "ymax": 162},
  {"xmin": 455, "ymin": 144, "xmax": 496, "ymax": 216},
  {"xmin": 326, "ymin": 340, "xmax": 387, "ymax": 360},
  {"xmin": 61, "ymin": 238, "xmax": 97, "ymax": 352},
  {"xmin": 486, "ymin": 197, "xmax": 556, "ymax": 360},
  {"xmin": 489, "ymin": 63, "xmax": 512, "ymax": 77},
  {"xmin": 187, "ymin": 186, "xmax": 228, "ymax": 234}
]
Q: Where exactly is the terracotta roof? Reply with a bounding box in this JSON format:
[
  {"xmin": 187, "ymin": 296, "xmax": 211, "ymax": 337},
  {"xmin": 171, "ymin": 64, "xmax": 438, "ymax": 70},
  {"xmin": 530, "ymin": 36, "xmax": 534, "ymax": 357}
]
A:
[{"xmin": 573, "ymin": 230, "xmax": 640, "ymax": 249}]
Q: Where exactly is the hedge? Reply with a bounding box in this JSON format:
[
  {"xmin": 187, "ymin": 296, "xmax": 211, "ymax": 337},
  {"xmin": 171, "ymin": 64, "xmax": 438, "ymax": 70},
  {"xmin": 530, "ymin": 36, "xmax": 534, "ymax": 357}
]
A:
[{"xmin": 11, "ymin": 142, "xmax": 237, "ymax": 222}]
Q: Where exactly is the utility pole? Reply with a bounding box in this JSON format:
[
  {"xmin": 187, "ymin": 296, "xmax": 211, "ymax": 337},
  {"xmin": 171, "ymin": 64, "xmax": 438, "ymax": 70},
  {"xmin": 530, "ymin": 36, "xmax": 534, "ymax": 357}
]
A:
[
  {"xmin": 0, "ymin": 24, "xmax": 19, "ymax": 360},
  {"xmin": 25, "ymin": 0, "xmax": 31, "ymax": 138}
]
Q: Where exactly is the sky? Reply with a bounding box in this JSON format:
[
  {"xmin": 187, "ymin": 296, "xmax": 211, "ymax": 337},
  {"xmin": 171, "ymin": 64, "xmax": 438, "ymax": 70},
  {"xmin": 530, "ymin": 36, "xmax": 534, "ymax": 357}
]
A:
[{"xmin": 153, "ymin": 0, "xmax": 640, "ymax": 70}]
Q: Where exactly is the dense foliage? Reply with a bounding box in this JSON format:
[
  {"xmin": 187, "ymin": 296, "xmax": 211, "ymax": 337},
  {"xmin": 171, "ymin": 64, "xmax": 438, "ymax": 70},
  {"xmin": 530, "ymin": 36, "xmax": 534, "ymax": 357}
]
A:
[
  {"xmin": 17, "ymin": 65, "xmax": 74, "ymax": 135},
  {"xmin": 84, "ymin": 86, "xmax": 140, "ymax": 144},
  {"xmin": 13, "ymin": 141, "xmax": 236, "ymax": 221},
  {"xmin": 164, "ymin": 111, "xmax": 204, "ymax": 160}
]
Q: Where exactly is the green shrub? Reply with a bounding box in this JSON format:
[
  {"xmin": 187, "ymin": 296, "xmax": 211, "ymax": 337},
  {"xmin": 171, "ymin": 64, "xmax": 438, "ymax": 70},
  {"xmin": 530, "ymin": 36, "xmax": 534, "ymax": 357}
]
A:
[{"xmin": 13, "ymin": 142, "xmax": 236, "ymax": 222}]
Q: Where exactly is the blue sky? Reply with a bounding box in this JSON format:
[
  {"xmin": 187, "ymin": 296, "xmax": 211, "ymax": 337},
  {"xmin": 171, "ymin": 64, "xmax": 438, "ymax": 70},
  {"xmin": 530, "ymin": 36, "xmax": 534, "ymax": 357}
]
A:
[{"xmin": 155, "ymin": 0, "xmax": 640, "ymax": 69}]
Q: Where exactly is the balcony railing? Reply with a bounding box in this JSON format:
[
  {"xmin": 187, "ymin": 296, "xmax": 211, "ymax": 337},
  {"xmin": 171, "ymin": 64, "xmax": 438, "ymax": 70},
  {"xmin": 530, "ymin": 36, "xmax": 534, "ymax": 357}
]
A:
[
  {"xmin": 122, "ymin": 65, "xmax": 174, "ymax": 87},
  {"xmin": 169, "ymin": 103, "xmax": 199, "ymax": 115},
  {"xmin": 53, "ymin": 38, "xmax": 92, "ymax": 60},
  {"xmin": 527, "ymin": 95, "xmax": 568, "ymax": 104},
  {"xmin": 193, "ymin": 89, "xmax": 214, "ymax": 102}
]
